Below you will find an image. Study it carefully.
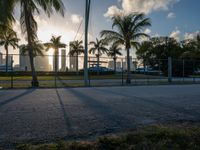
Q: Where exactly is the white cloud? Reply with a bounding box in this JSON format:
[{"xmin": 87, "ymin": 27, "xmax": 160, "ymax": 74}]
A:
[
  {"xmin": 104, "ymin": 5, "xmax": 123, "ymax": 17},
  {"xmin": 105, "ymin": 0, "xmax": 180, "ymax": 17},
  {"xmin": 144, "ymin": 28, "xmax": 151, "ymax": 34},
  {"xmin": 184, "ymin": 31, "xmax": 200, "ymax": 40},
  {"xmin": 170, "ymin": 29, "xmax": 181, "ymax": 41},
  {"xmin": 71, "ymin": 14, "xmax": 83, "ymax": 24},
  {"xmin": 167, "ymin": 12, "xmax": 176, "ymax": 19}
]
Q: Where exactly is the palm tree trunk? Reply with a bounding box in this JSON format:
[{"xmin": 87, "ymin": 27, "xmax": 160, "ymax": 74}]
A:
[
  {"xmin": 97, "ymin": 55, "xmax": 100, "ymax": 75},
  {"xmin": 76, "ymin": 53, "xmax": 79, "ymax": 75},
  {"xmin": 55, "ymin": 50, "xmax": 59, "ymax": 73},
  {"xmin": 5, "ymin": 46, "xmax": 8, "ymax": 73},
  {"xmin": 113, "ymin": 57, "xmax": 117, "ymax": 73},
  {"xmin": 126, "ymin": 47, "xmax": 131, "ymax": 84},
  {"xmin": 97, "ymin": 49, "xmax": 100, "ymax": 75},
  {"xmin": 24, "ymin": 4, "xmax": 39, "ymax": 87},
  {"xmin": 54, "ymin": 50, "xmax": 58, "ymax": 87}
]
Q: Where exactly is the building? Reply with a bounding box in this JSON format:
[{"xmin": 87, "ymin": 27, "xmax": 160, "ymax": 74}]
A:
[
  {"xmin": 124, "ymin": 56, "xmax": 136, "ymax": 71},
  {"xmin": 60, "ymin": 49, "xmax": 66, "ymax": 72},
  {"xmin": 69, "ymin": 41, "xmax": 78, "ymax": 72},
  {"xmin": 20, "ymin": 50, "xmax": 51, "ymax": 71}
]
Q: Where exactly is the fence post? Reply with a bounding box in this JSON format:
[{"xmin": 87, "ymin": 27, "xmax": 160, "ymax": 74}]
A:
[
  {"xmin": 54, "ymin": 54, "xmax": 57, "ymax": 88},
  {"xmin": 168, "ymin": 57, "xmax": 172, "ymax": 83},
  {"xmin": 183, "ymin": 59, "xmax": 185, "ymax": 82},
  {"xmin": 121, "ymin": 58, "xmax": 124, "ymax": 86},
  {"xmin": 88, "ymin": 57, "xmax": 91, "ymax": 86},
  {"xmin": 193, "ymin": 60, "xmax": 195, "ymax": 83},
  {"xmin": 11, "ymin": 55, "xmax": 14, "ymax": 88}
]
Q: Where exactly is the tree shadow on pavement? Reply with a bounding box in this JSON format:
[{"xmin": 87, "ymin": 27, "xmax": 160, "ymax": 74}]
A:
[
  {"xmin": 0, "ymin": 89, "xmax": 36, "ymax": 108},
  {"xmin": 55, "ymin": 89, "xmax": 72, "ymax": 132},
  {"xmin": 65, "ymin": 88, "xmax": 130, "ymax": 130}
]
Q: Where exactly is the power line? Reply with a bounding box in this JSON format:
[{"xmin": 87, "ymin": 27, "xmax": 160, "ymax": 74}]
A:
[{"xmin": 73, "ymin": 18, "xmax": 84, "ymax": 41}]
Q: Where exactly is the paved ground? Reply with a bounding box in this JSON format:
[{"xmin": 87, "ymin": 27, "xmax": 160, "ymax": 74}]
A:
[{"xmin": 0, "ymin": 85, "xmax": 200, "ymax": 147}]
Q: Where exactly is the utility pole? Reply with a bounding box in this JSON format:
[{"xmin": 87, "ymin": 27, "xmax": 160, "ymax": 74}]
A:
[{"xmin": 84, "ymin": 0, "xmax": 91, "ymax": 86}]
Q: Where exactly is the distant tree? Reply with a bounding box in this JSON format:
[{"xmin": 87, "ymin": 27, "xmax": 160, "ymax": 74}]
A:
[
  {"xmin": 101, "ymin": 13, "xmax": 151, "ymax": 83},
  {"xmin": 45, "ymin": 36, "xmax": 66, "ymax": 73},
  {"xmin": 89, "ymin": 38, "xmax": 108, "ymax": 74},
  {"xmin": 69, "ymin": 40, "xmax": 84, "ymax": 74},
  {"xmin": 136, "ymin": 41, "xmax": 153, "ymax": 70},
  {"xmin": 181, "ymin": 34, "xmax": 200, "ymax": 60},
  {"xmin": 107, "ymin": 44, "xmax": 122, "ymax": 73},
  {"xmin": 20, "ymin": 40, "xmax": 45, "ymax": 57},
  {"xmin": 0, "ymin": 29, "xmax": 19, "ymax": 72},
  {"xmin": 136, "ymin": 37, "xmax": 200, "ymax": 76}
]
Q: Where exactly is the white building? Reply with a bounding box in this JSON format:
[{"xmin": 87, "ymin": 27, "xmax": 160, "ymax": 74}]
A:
[
  {"xmin": 20, "ymin": 51, "xmax": 51, "ymax": 71},
  {"xmin": 60, "ymin": 49, "xmax": 66, "ymax": 72}
]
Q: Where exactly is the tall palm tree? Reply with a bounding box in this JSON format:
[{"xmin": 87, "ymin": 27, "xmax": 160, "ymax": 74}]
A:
[
  {"xmin": 0, "ymin": 0, "xmax": 15, "ymax": 26},
  {"xmin": 1, "ymin": 0, "xmax": 65, "ymax": 87},
  {"xmin": 45, "ymin": 36, "xmax": 66, "ymax": 73},
  {"xmin": 101, "ymin": 13, "xmax": 151, "ymax": 83},
  {"xmin": 0, "ymin": 29, "xmax": 19, "ymax": 72},
  {"xmin": 108, "ymin": 44, "xmax": 122, "ymax": 73},
  {"xmin": 89, "ymin": 38, "xmax": 108, "ymax": 74},
  {"xmin": 69, "ymin": 40, "xmax": 84, "ymax": 74}
]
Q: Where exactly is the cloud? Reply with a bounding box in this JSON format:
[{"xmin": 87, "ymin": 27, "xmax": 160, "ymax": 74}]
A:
[
  {"xmin": 104, "ymin": 5, "xmax": 123, "ymax": 17},
  {"xmin": 184, "ymin": 31, "xmax": 200, "ymax": 40},
  {"xmin": 71, "ymin": 14, "xmax": 83, "ymax": 24},
  {"xmin": 144, "ymin": 28, "xmax": 151, "ymax": 34},
  {"xmin": 105, "ymin": 0, "xmax": 180, "ymax": 17},
  {"xmin": 170, "ymin": 29, "xmax": 181, "ymax": 41},
  {"xmin": 167, "ymin": 12, "xmax": 176, "ymax": 19}
]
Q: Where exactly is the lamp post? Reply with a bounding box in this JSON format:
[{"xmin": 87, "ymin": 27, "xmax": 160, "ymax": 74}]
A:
[{"xmin": 84, "ymin": 0, "xmax": 91, "ymax": 86}]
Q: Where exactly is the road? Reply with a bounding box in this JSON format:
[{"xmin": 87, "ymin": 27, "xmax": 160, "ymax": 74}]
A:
[{"xmin": 0, "ymin": 85, "xmax": 200, "ymax": 147}]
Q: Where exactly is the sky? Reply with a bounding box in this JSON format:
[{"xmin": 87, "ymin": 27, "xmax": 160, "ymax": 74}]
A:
[{"xmin": 1, "ymin": 0, "xmax": 200, "ymax": 55}]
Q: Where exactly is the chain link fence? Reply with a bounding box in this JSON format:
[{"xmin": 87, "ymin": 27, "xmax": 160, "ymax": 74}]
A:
[{"xmin": 0, "ymin": 53, "xmax": 200, "ymax": 89}]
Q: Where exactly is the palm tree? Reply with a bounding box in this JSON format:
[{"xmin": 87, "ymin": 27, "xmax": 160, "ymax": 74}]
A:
[
  {"xmin": 45, "ymin": 36, "xmax": 66, "ymax": 73},
  {"xmin": 107, "ymin": 44, "xmax": 122, "ymax": 73},
  {"xmin": 0, "ymin": 0, "xmax": 15, "ymax": 26},
  {"xmin": 69, "ymin": 40, "xmax": 84, "ymax": 74},
  {"xmin": 101, "ymin": 13, "xmax": 151, "ymax": 84},
  {"xmin": 0, "ymin": 29, "xmax": 19, "ymax": 72},
  {"xmin": 20, "ymin": 40, "xmax": 45, "ymax": 57},
  {"xmin": 1, "ymin": 0, "xmax": 65, "ymax": 87},
  {"xmin": 89, "ymin": 38, "xmax": 108, "ymax": 74}
]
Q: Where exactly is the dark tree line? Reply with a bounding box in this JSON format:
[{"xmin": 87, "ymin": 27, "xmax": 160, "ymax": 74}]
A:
[{"xmin": 136, "ymin": 35, "xmax": 200, "ymax": 76}]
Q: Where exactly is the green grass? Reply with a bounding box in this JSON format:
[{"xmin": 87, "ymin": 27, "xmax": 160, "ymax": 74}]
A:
[
  {"xmin": 16, "ymin": 124, "xmax": 200, "ymax": 150},
  {"xmin": 0, "ymin": 74, "xmax": 164, "ymax": 81}
]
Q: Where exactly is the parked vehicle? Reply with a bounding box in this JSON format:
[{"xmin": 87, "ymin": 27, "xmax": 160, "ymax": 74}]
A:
[
  {"xmin": 89, "ymin": 66, "xmax": 113, "ymax": 72},
  {"xmin": 135, "ymin": 67, "xmax": 163, "ymax": 75}
]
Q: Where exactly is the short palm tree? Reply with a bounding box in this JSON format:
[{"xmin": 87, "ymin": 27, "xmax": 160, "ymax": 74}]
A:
[
  {"xmin": 20, "ymin": 40, "xmax": 45, "ymax": 57},
  {"xmin": 108, "ymin": 44, "xmax": 122, "ymax": 73},
  {"xmin": 69, "ymin": 40, "xmax": 84, "ymax": 74},
  {"xmin": 1, "ymin": 0, "xmax": 65, "ymax": 87},
  {"xmin": 89, "ymin": 38, "xmax": 108, "ymax": 74},
  {"xmin": 0, "ymin": 29, "xmax": 19, "ymax": 72},
  {"xmin": 101, "ymin": 13, "xmax": 151, "ymax": 83},
  {"xmin": 45, "ymin": 36, "xmax": 66, "ymax": 73}
]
